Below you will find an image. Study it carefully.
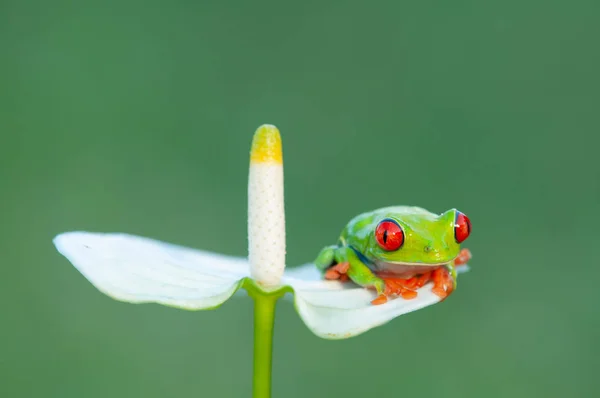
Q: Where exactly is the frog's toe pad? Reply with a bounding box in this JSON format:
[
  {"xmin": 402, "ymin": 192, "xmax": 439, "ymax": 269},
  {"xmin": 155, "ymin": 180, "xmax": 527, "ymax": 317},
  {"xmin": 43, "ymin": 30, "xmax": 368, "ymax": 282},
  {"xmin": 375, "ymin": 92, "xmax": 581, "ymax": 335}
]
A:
[{"xmin": 371, "ymin": 294, "xmax": 388, "ymax": 305}]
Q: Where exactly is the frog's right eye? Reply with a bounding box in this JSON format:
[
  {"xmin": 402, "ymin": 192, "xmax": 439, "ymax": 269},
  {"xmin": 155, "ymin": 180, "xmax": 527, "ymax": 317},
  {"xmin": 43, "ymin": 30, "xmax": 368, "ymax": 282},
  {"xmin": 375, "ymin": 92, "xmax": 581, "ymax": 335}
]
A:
[
  {"xmin": 454, "ymin": 211, "xmax": 471, "ymax": 243},
  {"xmin": 375, "ymin": 219, "xmax": 404, "ymax": 251}
]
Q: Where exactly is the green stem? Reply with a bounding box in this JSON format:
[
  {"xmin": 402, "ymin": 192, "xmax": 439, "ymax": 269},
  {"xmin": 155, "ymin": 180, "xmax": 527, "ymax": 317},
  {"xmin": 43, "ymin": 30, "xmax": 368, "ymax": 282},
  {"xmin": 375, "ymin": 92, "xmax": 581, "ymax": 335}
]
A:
[{"xmin": 252, "ymin": 293, "xmax": 278, "ymax": 398}]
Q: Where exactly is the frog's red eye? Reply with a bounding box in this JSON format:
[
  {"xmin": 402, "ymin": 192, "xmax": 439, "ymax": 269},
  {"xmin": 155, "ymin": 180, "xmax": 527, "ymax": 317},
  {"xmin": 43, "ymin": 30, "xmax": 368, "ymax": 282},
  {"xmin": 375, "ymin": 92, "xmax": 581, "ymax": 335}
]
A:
[
  {"xmin": 375, "ymin": 219, "xmax": 404, "ymax": 251},
  {"xmin": 454, "ymin": 211, "xmax": 471, "ymax": 243}
]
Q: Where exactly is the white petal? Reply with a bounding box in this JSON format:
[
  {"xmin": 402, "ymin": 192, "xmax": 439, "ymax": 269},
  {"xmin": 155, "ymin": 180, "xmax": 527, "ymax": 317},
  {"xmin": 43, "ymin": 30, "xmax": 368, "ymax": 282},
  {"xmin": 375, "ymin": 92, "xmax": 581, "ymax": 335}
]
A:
[
  {"xmin": 282, "ymin": 263, "xmax": 470, "ymax": 339},
  {"xmin": 54, "ymin": 232, "xmax": 249, "ymax": 310},
  {"xmin": 55, "ymin": 231, "xmax": 470, "ymax": 339}
]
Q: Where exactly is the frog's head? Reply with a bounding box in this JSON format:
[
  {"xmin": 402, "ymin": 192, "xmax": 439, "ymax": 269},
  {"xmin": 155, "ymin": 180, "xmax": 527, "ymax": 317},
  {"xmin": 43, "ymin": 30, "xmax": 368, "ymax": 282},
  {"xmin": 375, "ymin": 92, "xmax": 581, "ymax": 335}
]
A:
[{"xmin": 364, "ymin": 208, "xmax": 471, "ymax": 269}]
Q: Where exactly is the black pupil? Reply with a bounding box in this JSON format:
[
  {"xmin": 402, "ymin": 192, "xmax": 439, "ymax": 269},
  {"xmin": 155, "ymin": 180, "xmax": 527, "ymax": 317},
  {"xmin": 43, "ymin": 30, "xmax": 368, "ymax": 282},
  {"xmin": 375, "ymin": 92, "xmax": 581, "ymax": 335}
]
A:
[{"xmin": 383, "ymin": 229, "xmax": 388, "ymax": 244}]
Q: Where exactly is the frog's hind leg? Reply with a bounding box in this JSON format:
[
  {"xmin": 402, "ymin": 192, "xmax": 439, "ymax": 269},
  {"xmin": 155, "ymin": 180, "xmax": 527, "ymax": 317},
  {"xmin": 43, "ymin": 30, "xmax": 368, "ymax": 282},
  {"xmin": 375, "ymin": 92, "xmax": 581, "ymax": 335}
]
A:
[{"xmin": 454, "ymin": 248, "xmax": 472, "ymax": 267}]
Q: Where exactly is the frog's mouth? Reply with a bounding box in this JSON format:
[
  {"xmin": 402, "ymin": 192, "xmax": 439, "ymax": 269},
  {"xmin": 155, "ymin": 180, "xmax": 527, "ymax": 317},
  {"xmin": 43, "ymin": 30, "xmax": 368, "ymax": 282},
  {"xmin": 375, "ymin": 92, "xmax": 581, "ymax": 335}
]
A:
[{"xmin": 372, "ymin": 259, "xmax": 455, "ymax": 278}]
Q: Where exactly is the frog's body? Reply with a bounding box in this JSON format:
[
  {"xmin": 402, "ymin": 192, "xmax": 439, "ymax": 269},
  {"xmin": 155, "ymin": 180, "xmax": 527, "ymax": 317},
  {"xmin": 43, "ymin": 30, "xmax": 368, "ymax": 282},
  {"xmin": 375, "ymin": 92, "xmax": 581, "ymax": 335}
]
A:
[{"xmin": 315, "ymin": 206, "xmax": 472, "ymax": 305}]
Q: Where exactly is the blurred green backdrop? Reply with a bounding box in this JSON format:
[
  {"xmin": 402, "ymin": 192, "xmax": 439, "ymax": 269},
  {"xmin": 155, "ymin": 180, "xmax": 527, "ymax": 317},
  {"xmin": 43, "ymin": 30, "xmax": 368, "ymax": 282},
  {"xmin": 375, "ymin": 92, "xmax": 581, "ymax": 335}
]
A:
[{"xmin": 1, "ymin": 0, "xmax": 599, "ymax": 397}]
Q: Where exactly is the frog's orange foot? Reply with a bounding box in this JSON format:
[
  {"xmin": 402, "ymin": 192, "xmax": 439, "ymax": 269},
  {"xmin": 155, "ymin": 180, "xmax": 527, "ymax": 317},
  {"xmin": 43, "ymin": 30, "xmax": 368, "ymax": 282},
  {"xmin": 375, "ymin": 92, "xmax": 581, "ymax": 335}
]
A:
[
  {"xmin": 372, "ymin": 278, "xmax": 419, "ymax": 305},
  {"xmin": 431, "ymin": 267, "xmax": 455, "ymax": 300},
  {"xmin": 454, "ymin": 248, "xmax": 472, "ymax": 267},
  {"xmin": 324, "ymin": 262, "xmax": 350, "ymax": 281},
  {"xmin": 370, "ymin": 271, "xmax": 436, "ymax": 305},
  {"xmin": 405, "ymin": 272, "xmax": 433, "ymax": 290}
]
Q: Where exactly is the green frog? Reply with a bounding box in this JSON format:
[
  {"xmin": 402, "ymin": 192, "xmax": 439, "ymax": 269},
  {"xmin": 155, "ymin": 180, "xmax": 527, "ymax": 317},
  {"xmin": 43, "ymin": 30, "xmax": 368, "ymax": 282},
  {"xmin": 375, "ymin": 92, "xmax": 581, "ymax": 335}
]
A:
[{"xmin": 315, "ymin": 206, "xmax": 472, "ymax": 305}]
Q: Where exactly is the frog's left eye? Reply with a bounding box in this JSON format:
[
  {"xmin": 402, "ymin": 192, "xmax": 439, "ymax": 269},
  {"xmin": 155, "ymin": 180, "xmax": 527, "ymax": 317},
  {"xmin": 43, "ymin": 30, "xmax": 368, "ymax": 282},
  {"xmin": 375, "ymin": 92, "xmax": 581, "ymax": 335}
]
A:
[
  {"xmin": 454, "ymin": 211, "xmax": 471, "ymax": 243},
  {"xmin": 375, "ymin": 219, "xmax": 404, "ymax": 251}
]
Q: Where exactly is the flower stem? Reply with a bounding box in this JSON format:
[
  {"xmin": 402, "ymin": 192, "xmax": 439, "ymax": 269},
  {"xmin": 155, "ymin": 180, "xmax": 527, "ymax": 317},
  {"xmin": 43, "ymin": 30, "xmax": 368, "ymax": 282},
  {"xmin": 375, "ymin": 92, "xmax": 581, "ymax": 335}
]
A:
[{"xmin": 252, "ymin": 293, "xmax": 278, "ymax": 398}]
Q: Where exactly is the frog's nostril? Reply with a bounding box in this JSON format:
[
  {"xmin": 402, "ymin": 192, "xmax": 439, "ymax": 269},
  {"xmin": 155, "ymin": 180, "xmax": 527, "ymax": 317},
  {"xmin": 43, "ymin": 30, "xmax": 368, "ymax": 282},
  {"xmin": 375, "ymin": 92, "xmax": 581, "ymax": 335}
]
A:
[{"xmin": 424, "ymin": 245, "xmax": 432, "ymax": 253}]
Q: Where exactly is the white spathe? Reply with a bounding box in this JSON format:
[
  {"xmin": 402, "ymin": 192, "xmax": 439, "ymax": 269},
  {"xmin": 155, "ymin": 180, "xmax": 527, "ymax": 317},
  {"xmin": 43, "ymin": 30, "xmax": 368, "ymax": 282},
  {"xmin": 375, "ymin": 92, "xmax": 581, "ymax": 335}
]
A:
[{"xmin": 54, "ymin": 231, "xmax": 468, "ymax": 339}]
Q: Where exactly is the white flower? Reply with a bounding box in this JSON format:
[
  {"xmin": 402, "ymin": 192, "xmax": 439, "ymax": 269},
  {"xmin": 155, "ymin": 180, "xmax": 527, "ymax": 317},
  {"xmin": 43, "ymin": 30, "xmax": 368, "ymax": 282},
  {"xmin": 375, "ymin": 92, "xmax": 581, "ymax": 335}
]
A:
[
  {"xmin": 53, "ymin": 125, "xmax": 469, "ymax": 339},
  {"xmin": 247, "ymin": 125, "xmax": 286, "ymax": 287}
]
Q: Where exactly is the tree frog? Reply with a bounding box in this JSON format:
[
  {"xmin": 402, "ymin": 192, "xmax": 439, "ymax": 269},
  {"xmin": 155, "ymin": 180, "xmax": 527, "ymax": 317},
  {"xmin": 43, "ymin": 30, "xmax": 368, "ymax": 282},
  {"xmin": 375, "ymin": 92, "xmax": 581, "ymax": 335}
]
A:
[{"xmin": 315, "ymin": 206, "xmax": 472, "ymax": 305}]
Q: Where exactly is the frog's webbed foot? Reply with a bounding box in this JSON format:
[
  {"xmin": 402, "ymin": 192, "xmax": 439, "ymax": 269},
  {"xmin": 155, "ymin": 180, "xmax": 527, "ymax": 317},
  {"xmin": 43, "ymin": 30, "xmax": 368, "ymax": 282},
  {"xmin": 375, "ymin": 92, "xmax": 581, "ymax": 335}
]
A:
[
  {"xmin": 371, "ymin": 286, "xmax": 416, "ymax": 305},
  {"xmin": 383, "ymin": 278, "xmax": 419, "ymax": 300},
  {"xmin": 324, "ymin": 262, "xmax": 350, "ymax": 281},
  {"xmin": 372, "ymin": 267, "xmax": 460, "ymax": 304},
  {"xmin": 370, "ymin": 273, "xmax": 432, "ymax": 305},
  {"xmin": 431, "ymin": 267, "xmax": 455, "ymax": 300}
]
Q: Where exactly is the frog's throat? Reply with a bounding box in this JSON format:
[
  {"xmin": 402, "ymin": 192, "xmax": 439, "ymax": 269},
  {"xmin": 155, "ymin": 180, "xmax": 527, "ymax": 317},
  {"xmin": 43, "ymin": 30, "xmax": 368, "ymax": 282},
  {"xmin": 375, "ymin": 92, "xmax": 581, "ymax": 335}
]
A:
[{"xmin": 350, "ymin": 246, "xmax": 456, "ymax": 268}]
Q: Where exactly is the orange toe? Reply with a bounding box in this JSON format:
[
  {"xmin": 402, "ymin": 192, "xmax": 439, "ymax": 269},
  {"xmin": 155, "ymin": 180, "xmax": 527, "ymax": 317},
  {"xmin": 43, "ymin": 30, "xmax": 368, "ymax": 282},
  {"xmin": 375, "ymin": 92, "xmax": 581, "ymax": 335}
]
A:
[
  {"xmin": 432, "ymin": 287, "xmax": 447, "ymax": 299},
  {"xmin": 403, "ymin": 277, "xmax": 420, "ymax": 290},
  {"xmin": 400, "ymin": 288, "xmax": 418, "ymax": 300},
  {"xmin": 383, "ymin": 279, "xmax": 405, "ymax": 295},
  {"xmin": 324, "ymin": 269, "xmax": 340, "ymax": 280},
  {"xmin": 371, "ymin": 294, "xmax": 388, "ymax": 305},
  {"xmin": 415, "ymin": 272, "xmax": 431, "ymax": 288},
  {"xmin": 334, "ymin": 262, "xmax": 350, "ymax": 274}
]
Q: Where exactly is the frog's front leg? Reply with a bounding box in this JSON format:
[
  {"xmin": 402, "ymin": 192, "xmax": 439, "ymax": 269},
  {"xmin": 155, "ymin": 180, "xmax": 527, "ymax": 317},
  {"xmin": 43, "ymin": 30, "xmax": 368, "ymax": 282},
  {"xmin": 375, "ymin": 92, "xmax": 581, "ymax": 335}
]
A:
[
  {"xmin": 333, "ymin": 247, "xmax": 391, "ymax": 304},
  {"xmin": 316, "ymin": 246, "xmax": 412, "ymax": 304},
  {"xmin": 430, "ymin": 249, "xmax": 471, "ymax": 299},
  {"xmin": 339, "ymin": 247, "xmax": 420, "ymax": 305},
  {"xmin": 430, "ymin": 266, "xmax": 455, "ymax": 300},
  {"xmin": 315, "ymin": 245, "xmax": 350, "ymax": 281}
]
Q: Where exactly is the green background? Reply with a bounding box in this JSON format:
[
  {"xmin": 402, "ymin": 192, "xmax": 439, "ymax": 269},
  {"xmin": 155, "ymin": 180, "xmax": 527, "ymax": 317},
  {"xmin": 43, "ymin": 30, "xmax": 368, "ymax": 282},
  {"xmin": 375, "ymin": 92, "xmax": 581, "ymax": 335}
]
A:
[{"xmin": 1, "ymin": 0, "xmax": 598, "ymax": 397}]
